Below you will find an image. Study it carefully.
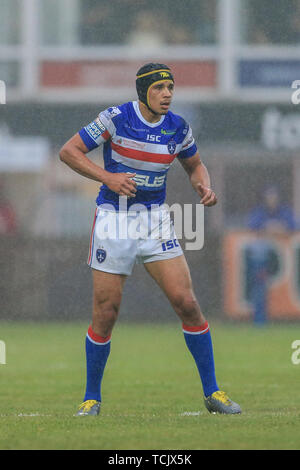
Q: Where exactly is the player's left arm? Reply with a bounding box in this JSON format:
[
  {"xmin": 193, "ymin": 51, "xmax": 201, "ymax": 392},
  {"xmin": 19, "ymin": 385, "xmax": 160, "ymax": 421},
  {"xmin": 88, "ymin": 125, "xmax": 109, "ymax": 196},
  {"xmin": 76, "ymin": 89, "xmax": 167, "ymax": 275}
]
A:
[{"xmin": 179, "ymin": 152, "xmax": 217, "ymax": 207}]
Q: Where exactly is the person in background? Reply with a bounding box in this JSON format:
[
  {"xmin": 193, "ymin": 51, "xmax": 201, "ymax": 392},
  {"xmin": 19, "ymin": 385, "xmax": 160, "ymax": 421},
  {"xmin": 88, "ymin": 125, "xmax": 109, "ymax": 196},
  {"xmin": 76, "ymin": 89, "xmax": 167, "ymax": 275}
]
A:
[
  {"xmin": 0, "ymin": 179, "xmax": 17, "ymax": 235},
  {"xmin": 246, "ymin": 186, "xmax": 296, "ymax": 325}
]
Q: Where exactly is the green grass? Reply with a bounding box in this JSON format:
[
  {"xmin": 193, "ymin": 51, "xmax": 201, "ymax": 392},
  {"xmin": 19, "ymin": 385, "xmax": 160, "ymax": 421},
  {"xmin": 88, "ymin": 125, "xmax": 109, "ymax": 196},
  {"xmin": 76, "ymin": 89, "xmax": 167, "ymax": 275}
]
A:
[{"xmin": 0, "ymin": 320, "xmax": 299, "ymax": 450}]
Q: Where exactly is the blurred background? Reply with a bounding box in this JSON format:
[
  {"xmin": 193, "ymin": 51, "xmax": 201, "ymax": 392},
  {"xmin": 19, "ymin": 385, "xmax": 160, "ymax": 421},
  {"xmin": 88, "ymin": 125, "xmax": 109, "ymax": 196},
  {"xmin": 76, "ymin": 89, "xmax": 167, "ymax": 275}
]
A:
[{"xmin": 1, "ymin": 0, "xmax": 300, "ymax": 324}]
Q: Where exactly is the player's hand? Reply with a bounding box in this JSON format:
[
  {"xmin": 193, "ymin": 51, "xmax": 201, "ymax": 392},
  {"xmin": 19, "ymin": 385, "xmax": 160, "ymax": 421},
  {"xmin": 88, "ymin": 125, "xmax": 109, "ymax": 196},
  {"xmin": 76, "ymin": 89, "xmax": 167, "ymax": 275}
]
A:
[
  {"xmin": 103, "ymin": 172, "xmax": 137, "ymax": 198},
  {"xmin": 197, "ymin": 183, "xmax": 217, "ymax": 206}
]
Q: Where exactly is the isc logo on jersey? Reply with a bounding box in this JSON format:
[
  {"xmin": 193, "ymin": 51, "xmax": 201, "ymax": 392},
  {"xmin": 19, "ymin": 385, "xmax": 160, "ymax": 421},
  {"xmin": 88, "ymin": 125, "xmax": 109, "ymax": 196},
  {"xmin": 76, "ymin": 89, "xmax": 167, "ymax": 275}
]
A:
[{"xmin": 146, "ymin": 134, "xmax": 161, "ymax": 142}]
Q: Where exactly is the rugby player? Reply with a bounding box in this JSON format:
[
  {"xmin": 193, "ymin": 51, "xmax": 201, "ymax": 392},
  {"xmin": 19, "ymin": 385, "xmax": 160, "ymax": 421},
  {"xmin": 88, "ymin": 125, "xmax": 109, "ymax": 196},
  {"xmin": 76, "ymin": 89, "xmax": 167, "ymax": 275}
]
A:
[{"xmin": 59, "ymin": 63, "xmax": 241, "ymax": 416}]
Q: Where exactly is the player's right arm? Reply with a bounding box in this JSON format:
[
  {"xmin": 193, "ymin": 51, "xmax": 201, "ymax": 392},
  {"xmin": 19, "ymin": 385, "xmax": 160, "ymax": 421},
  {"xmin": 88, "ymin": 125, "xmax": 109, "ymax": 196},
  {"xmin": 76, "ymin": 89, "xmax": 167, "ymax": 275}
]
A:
[{"xmin": 59, "ymin": 120, "xmax": 137, "ymax": 198}]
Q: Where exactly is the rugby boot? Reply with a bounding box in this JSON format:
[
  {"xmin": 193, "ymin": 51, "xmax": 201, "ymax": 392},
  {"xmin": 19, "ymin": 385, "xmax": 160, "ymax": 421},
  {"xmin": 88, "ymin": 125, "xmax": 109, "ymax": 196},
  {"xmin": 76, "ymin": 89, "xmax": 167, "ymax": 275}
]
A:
[
  {"xmin": 204, "ymin": 390, "xmax": 241, "ymax": 414},
  {"xmin": 74, "ymin": 399, "xmax": 101, "ymax": 416}
]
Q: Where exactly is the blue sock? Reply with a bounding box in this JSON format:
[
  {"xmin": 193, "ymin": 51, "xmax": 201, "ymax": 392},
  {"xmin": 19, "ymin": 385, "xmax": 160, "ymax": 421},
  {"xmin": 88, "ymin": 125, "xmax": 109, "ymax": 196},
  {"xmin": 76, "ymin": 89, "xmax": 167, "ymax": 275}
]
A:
[
  {"xmin": 83, "ymin": 325, "xmax": 111, "ymax": 402},
  {"xmin": 183, "ymin": 321, "xmax": 219, "ymax": 398}
]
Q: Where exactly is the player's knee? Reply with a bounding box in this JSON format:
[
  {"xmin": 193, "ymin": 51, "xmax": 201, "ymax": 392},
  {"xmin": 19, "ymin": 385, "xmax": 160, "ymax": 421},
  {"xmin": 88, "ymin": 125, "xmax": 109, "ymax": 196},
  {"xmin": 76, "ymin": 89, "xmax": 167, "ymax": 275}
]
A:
[
  {"xmin": 172, "ymin": 291, "xmax": 199, "ymax": 319},
  {"xmin": 93, "ymin": 297, "xmax": 120, "ymax": 321},
  {"xmin": 92, "ymin": 301, "xmax": 119, "ymax": 337}
]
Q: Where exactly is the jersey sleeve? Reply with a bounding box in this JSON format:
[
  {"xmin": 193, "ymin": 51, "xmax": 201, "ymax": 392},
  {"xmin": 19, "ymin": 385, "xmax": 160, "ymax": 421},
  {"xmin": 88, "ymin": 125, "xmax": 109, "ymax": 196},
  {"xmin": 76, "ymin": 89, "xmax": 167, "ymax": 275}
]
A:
[
  {"xmin": 78, "ymin": 108, "xmax": 117, "ymax": 151},
  {"xmin": 177, "ymin": 125, "xmax": 198, "ymax": 159}
]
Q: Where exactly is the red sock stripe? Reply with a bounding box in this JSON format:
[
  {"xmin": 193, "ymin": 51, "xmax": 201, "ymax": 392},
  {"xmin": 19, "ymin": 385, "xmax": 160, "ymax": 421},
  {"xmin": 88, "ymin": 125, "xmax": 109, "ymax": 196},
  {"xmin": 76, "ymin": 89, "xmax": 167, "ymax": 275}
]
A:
[
  {"xmin": 182, "ymin": 321, "xmax": 209, "ymax": 334},
  {"xmin": 87, "ymin": 325, "xmax": 111, "ymax": 344}
]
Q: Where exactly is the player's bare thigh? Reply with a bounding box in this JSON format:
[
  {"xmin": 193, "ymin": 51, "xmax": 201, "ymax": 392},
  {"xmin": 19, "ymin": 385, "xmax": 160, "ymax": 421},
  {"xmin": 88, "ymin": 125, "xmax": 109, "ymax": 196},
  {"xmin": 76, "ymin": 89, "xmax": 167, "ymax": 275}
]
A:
[
  {"xmin": 92, "ymin": 268, "xmax": 127, "ymax": 337},
  {"xmin": 144, "ymin": 255, "xmax": 206, "ymax": 326}
]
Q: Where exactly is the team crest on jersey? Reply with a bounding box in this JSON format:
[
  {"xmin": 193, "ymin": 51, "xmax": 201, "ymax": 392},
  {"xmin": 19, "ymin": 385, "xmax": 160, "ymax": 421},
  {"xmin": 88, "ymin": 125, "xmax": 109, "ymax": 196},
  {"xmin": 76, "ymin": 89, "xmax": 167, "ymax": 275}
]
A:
[
  {"xmin": 167, "ymin": 139, "xmax": 177, "ymax": 155},
  {"xmin": 96, "ymin": 248, "xmax": 106, "ymax": 263}
]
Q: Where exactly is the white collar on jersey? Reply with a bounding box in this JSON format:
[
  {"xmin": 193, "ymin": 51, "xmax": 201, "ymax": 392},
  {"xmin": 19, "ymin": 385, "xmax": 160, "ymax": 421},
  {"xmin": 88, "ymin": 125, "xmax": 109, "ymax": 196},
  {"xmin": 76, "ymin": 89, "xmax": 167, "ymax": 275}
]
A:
[{"xmin": 132, "ymin": 101, "xmax": 165, "ymax": 128}]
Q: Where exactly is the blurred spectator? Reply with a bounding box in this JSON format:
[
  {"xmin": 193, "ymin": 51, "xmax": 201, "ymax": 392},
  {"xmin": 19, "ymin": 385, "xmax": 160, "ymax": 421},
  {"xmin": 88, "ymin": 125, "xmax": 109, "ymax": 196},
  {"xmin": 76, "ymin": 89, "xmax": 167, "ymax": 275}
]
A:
[
  {"xmin": 163, "ymin": 0, "xmax": 217, "ymax": 45},
  {"xmin": 248, "ymin": 186, "xmax": 296, "ymax": 233},
  {"xmin": 250, "ymin": 26, "xmax": 271, "ymax": 45},
  {"xmin": 245, "ymin": 186, "xmax": 296, "ymax": 325},
  {"xmin": 244, "ymin": 0, "xmax": 295, "ymax": 44},
  {"xmin": 0, "ymin": 0, "xmax": 21, "ymax": 45},
  {"xmin": 0, "ymin": 179, "xmax": 17, "ymax": 235},
  {"xmin": 79, "ymin": 0, "xmax": 217, "ymax": 46},
  {"xmin": 288, "ymin": 0, "xmax": 300, "ymax": 43},
  {"xmin": 79, "ymin": 0, "xmax": 138, "ymax": 44},
  {"xmin": 127, "ymin": 10, "xmax": 166, "ymax": 48},
  {"xmin": 164, "ymin": 19, "xmax": 193, "ymax": 45},
  {"xmin": 79, "ymin": 2, "xmax": 112, "ymax": 44},
  {"xmin": 194, "ymin": 0, "xmax": 217, "ymax": 44}
]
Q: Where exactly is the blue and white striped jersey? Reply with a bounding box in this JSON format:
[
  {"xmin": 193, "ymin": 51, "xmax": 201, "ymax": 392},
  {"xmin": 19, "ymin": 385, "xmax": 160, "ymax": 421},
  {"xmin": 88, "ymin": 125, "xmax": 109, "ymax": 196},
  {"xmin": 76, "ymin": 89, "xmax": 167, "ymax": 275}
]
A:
[{"xmin": 79, "ymin": 101, "xmax": 197, "ymax": 209}]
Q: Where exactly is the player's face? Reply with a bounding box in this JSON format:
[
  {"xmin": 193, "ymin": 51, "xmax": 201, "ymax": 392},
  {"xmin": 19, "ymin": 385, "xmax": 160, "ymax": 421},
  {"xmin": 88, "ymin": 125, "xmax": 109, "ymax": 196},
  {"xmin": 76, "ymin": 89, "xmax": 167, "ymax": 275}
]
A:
[{"xmin": 148, "ymin": 81, "xmax": 174, "ymax": 115}]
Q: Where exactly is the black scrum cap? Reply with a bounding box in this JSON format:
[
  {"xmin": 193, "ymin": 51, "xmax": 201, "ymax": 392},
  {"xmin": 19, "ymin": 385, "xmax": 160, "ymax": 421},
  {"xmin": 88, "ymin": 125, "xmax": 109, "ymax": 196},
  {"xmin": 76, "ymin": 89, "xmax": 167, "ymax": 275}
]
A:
[{"xmin": 136, "ymin": 63, "xmax": 174, "ymax": 111}]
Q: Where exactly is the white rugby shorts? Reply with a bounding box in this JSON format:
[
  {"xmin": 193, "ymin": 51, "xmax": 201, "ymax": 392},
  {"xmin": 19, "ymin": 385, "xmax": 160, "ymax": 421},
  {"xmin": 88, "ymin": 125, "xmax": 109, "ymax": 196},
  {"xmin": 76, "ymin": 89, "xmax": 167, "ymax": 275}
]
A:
[{"xmin": 87, "ymin": 206, "xmax": 183, "ymax": 275}]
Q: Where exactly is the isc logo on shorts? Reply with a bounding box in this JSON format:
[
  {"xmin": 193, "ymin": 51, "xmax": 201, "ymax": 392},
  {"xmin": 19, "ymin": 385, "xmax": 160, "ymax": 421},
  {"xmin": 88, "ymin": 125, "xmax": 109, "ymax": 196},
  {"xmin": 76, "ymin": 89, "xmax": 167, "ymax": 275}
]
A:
[{"xmin": 161, "ymin": 239, "xmax": 179, "ymax": 251}]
